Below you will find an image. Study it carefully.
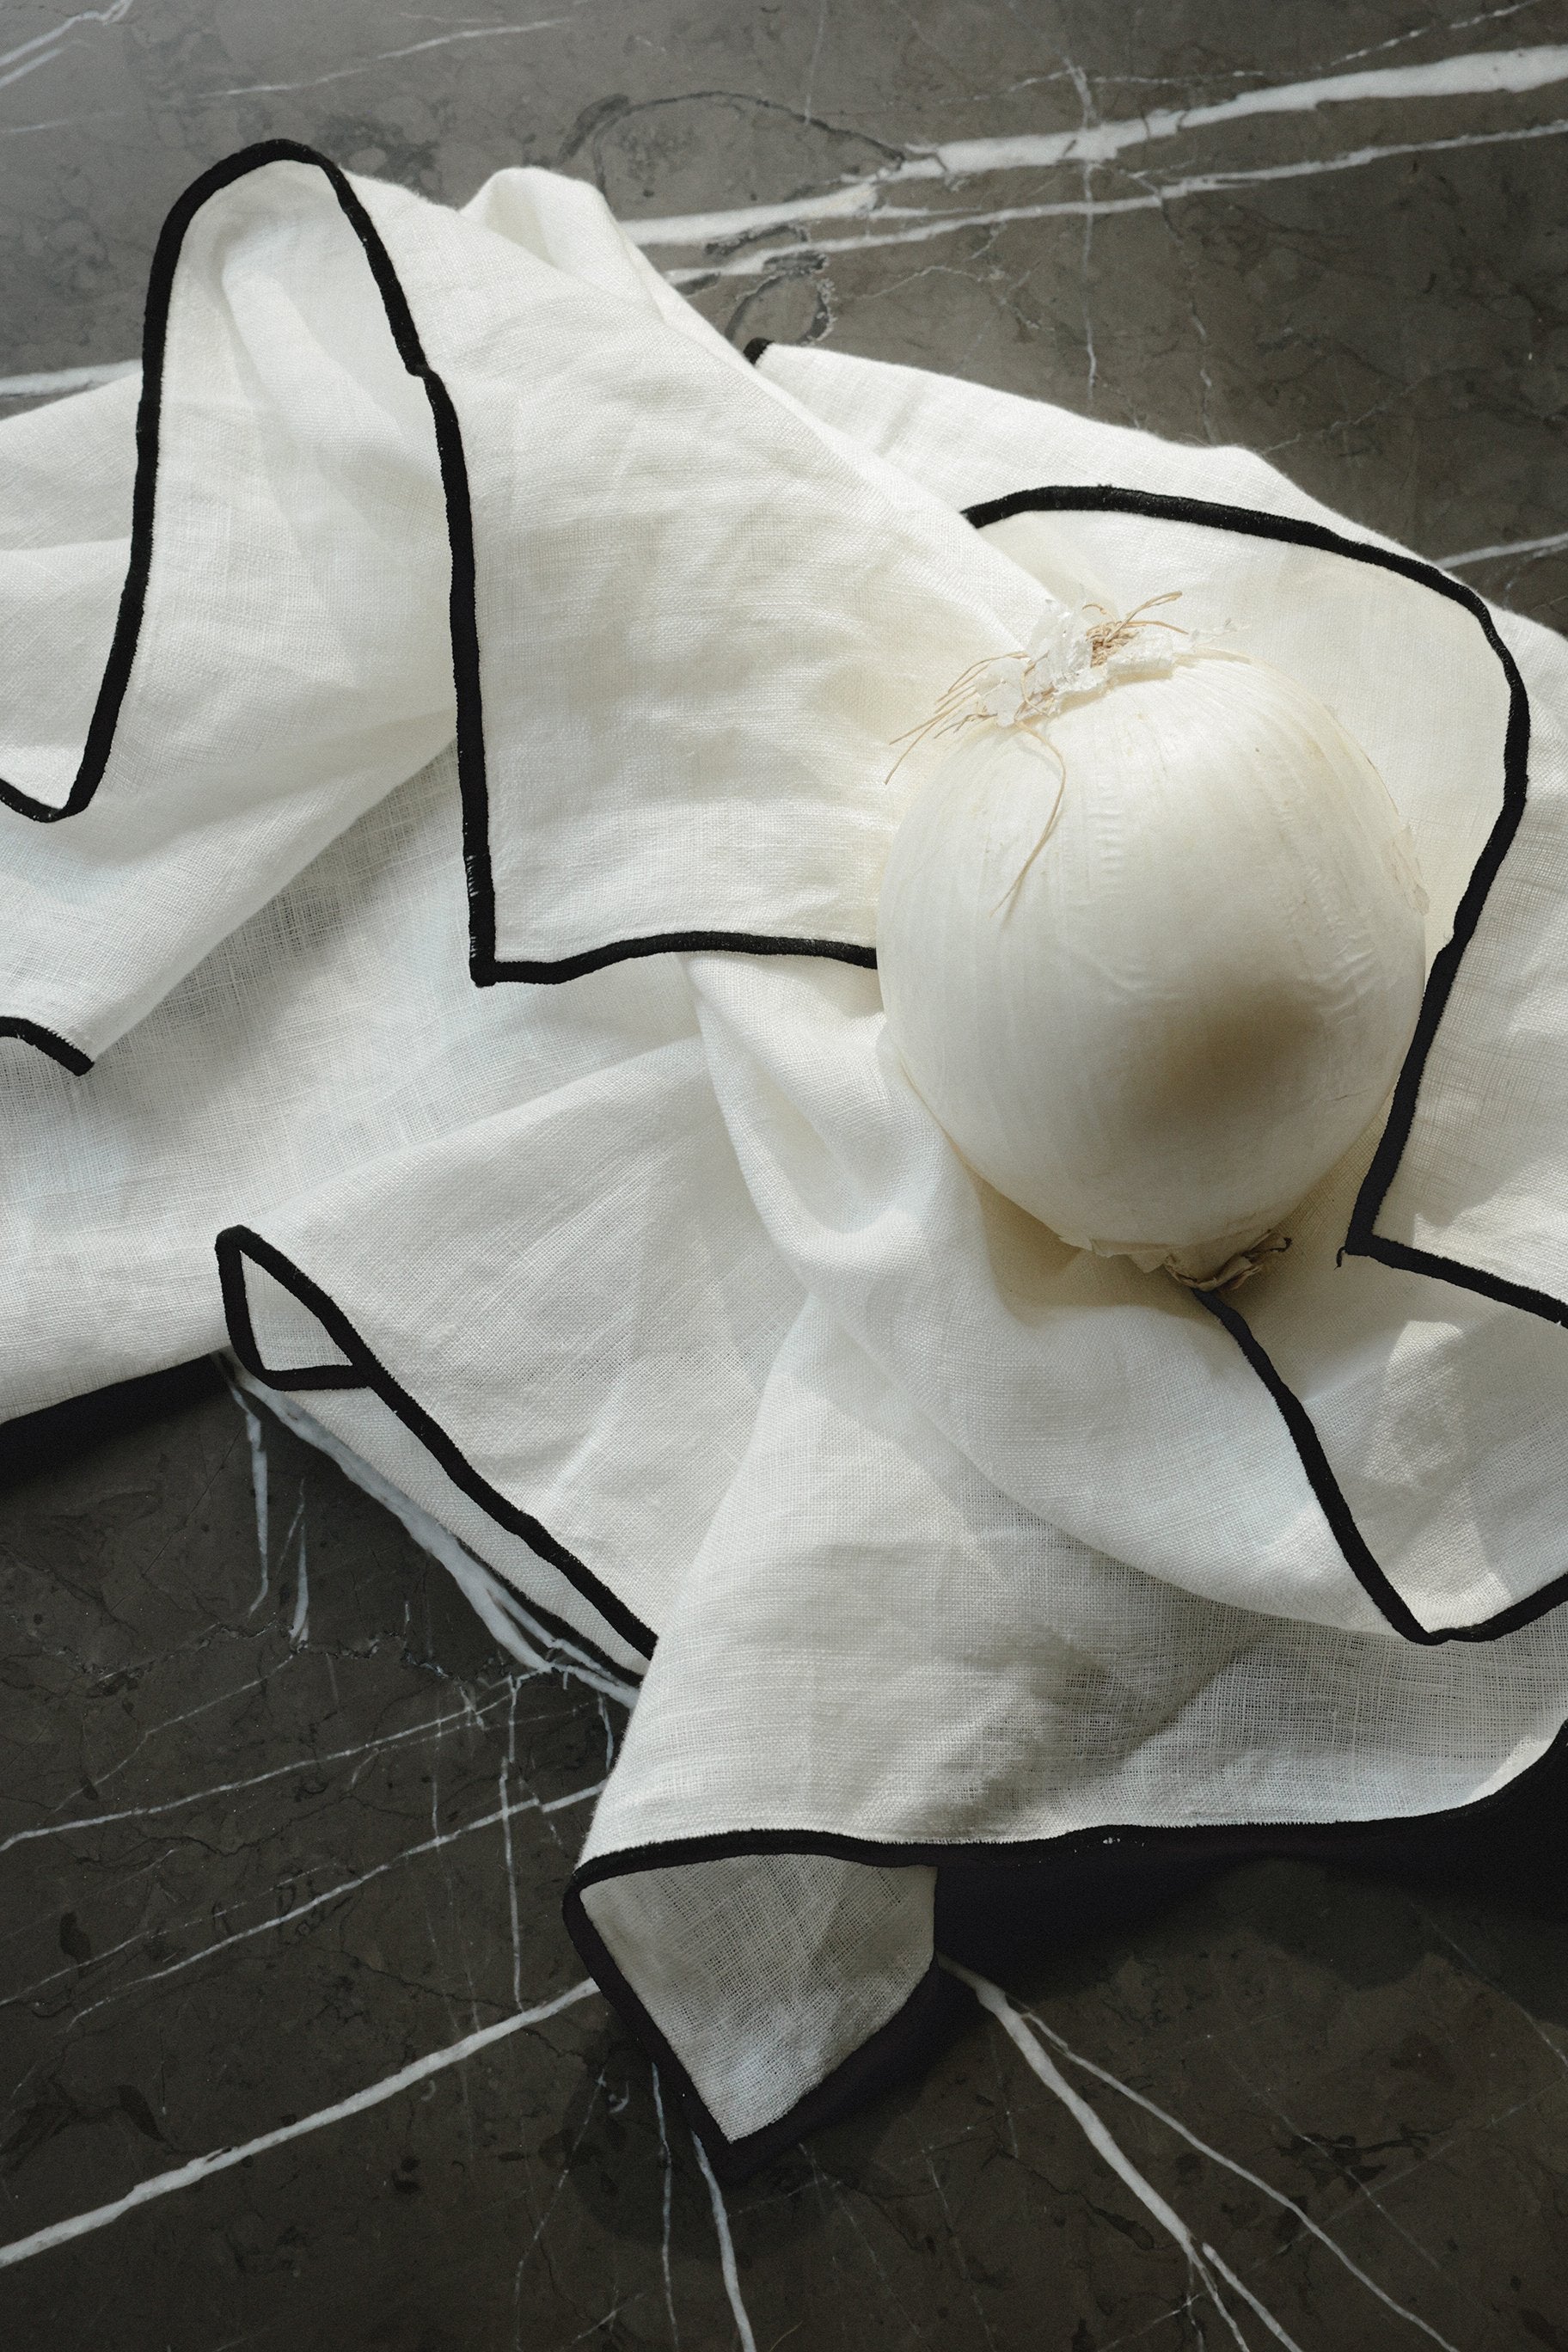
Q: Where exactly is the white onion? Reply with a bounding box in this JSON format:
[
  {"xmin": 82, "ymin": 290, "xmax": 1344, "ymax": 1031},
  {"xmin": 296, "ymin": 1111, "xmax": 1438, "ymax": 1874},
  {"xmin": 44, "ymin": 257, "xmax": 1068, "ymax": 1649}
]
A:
[{"xmin": 877, "ymin": 632, "xmax": 1428, "ymax": 1283}]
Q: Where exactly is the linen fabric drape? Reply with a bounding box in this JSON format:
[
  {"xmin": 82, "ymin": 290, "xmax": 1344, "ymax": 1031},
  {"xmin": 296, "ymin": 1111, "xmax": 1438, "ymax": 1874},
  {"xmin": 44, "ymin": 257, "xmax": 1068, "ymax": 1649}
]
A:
[{"xmin": 6, "ymin": 144, "xmax": 1568, "ymax": 2176}]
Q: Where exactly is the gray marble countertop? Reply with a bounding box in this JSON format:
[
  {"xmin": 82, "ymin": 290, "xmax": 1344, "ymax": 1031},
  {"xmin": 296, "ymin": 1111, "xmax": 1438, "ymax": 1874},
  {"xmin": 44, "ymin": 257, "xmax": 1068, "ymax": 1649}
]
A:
[{"xmin": 3, "ymin": 5, "xmax": 1568, "ymax": 2346}]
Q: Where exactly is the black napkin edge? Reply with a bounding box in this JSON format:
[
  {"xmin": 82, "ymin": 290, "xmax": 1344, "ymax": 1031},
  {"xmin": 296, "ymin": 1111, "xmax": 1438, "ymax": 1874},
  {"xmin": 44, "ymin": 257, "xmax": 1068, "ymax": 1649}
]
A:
[
  {"xmin": 215, "ymin": 1222, "xmax": 657, "ymax": 1660},
  {"xmin": 0, "ymin": 138, "xmax": 880, "ymax": 1011},
  {"xmin": 566, "ymin": 1709, "xmax": 1568, "ymax": 2183}
]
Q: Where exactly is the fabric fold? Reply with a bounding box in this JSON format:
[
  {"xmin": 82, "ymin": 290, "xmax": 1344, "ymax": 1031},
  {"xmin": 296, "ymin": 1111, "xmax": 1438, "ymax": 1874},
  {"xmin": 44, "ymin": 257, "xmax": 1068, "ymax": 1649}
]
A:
[
  {"xmin": 9, "ymin": 146, "xmax": 1568, "ymax": 2184},
  {"xmin": 0, "ymin": 150, "xmax": 457, "ymax": 1063},
  {"xmin": 345, "ymin": 168, "xmax": 1053, "ymax": 983},
  {"xmin": 568, "ymin": 1300, "xmax": 1568, "ymax": 2160},
  {"xmin": 215, "ymin": 1016, "xmax": 801, "ymax": 1657},
  {"xmin": 0, "ymin": 140, "xmax": 1061, "ymax": 1063}
]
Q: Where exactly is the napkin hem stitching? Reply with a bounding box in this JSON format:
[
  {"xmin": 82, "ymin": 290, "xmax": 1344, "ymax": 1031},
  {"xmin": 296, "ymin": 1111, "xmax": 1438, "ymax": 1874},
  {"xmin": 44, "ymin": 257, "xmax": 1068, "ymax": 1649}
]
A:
[
  {"xmin": 483, "ymin": 931, "xmax": 877, "ymax": 983},
  {"xmin": 566, "ymin": 1718, "xmax": 1568, "ymax": 2177},
  {"xmin": 214, "ymin": 1222, "xmax": 658, "ymax": 1659},
  {"xmin": 1196, "ymin": 1279, "xmax": 1568, "ymax": 1645},
  {"xmin": 0, "ymin": 142, "xmax": 359, "ymax": 827},
  {"xmin": 0, "ymin": 140, "xmax": 884, "ymax": 994},
  {"xmin": 0, "ymin": 1018, "xmax": 93, "ymax": 1075},
  {"xmin": 563, "ymin": 1871, "xmax": 965, "ymax": 2186}
]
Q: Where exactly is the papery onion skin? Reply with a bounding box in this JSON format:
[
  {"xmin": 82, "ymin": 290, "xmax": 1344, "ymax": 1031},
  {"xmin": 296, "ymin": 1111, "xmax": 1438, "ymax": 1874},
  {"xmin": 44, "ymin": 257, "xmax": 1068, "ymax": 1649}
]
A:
[{"xmin": 876, "ymin": 649, "xmax": 1428, "ymax": 1277}]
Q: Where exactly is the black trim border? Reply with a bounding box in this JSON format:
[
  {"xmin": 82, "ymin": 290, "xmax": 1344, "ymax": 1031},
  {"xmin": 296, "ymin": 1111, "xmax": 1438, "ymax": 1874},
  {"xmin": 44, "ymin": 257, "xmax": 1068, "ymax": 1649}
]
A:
[
  {"xmin": 1194, "ymin": 1283, "xmax": 1568, "ymax": 1645},
  {"xmin": 566, "ymin": 1707, "xmax": 1568, "ymax": 2179},
  {"xmin": 231, "ymin": 1357, "xmax": 643, "ymax": 1694},
  {"xmin": 0, "ymin": 1017, "xmax": 92, "ymax": 1074},
  {"xmin": 215, "ymin": 1222, "xmax": 656, "ymax": 1658},
  {"xmin": 569, "ymin": 1869, "xmax": 967, "ymax": 2184},
  {"xmin": 1, "ymin": 139, "xmax": 878, "ymax": 987},
  {"xmin": 491, "ymin": 930, "xmax": 875, "ymax": 983}
]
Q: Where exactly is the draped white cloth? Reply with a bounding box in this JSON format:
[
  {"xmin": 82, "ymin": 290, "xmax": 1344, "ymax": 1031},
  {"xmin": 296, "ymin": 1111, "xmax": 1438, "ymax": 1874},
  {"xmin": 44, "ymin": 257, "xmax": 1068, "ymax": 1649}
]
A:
[{"xmin": 6, "ymin": 143, "xmax": 1568, "ymax": 2172}]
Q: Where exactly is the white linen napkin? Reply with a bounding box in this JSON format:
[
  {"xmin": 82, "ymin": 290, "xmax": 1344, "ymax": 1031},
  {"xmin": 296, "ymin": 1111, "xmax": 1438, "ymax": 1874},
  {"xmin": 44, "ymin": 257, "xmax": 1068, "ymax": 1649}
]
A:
[{"xmin": 5, "ymin": 144, "xmax": 1567, "ymax": 2177}]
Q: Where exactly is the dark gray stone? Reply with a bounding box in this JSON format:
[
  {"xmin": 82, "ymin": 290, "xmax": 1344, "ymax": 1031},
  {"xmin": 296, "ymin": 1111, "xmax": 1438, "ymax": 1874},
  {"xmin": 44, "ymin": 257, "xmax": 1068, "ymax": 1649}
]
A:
[{"xmin": 3, "ymin": 3, "xmax": 1568, "ymax": 2344}]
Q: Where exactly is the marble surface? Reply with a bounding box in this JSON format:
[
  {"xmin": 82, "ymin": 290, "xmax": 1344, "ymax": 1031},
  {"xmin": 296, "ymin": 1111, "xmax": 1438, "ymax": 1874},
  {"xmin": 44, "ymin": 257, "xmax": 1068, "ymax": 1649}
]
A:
[{"xmin": 3, "ymin": 3, "xmax": 1568, "ymax": 2344}]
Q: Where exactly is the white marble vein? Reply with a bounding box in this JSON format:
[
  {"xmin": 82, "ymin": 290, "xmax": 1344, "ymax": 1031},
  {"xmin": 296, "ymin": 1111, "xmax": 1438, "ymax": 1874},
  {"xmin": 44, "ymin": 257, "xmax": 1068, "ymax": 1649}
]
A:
[
  {"xmin": 662, "ymin": 113, "xmax": 1568, "ymax": 283},
  {"xmin": 45, "ymin": 1769, "xmax": 603, "ymax": 2029},
  {"xmin": 916, "ymin": 40, "xmax": 1568, "ymax": 179},
  {"xmin": 0, "ymin": 359, "xmax": 136, "ymax": 400},
  {"xmin": 41, "ymin": 1666, "xmax": 273, "ymax": 1816},
  {"xmin": 1442, "ymin": 526, "xmax": 1568, "ymax": 568},
  {"xmin": 0, "ymin": 1978, "xmax": 597, "ymax": 2270},
  {"xmin": 233, "ymin": 1374, "xmax": 640, "ymax": 1705},
  {"xmin": 224, "ymin": 1373, "xmax": 271, "ymax": 1613},
  {"xmin": 1017, "ymin": 1999, "xmax": 1461, "ymax": 2349},
  {"xmin": 269, "ymin": 1481, "xmax": 303, "ymax": 1632},
  {"xmin": 651, "ymin": 2065, "xmax": 682, "ymax": 2347},
  {"xmin": 9, "ymin": 44, "xmax": 1568, "ymax": 402},
  {"xmin": 691, "ymin": 2128, "xmax": 757, "ymax": 2352},
  {"xmin": 1217, "ymin": 2054, "xmax": 1481, "ymax": 2313},
  {"xmin": 199, "ymin": 8, "xmax": 612, "ymax": 103},
  {"xmin": 628, "ymin": 40, "xmax": 1568, "ymax": 250},
  {"xmin": 287, "ymin": 1496, "xmax": 309, "ymax": 1645},
  {"xmin": 0, "ymin": 1, "xmax": 135, "ymax": 101},
  {"xmin": 954, "ymin": 1964, "xmax": 1304, "ymax": 2352},
  {"xmin": 511, "ymin": 2055, "xmax": 610, "ymax": 2299},
  {"xmin": 547, "ymin": 1777, "xmax": 605, "ymax": 1816},
  {"xmin": 501, "ymin": 1681, "xmax": 525, "ymax": 2011},
  {"xmin": 0, "ymin": 1679, "xmax": 532, "ymax": 1867},
  {"xmin": 924, "ymin": 2150, "xmax": 1001, "ymax": 2349},
  {"xmin": 1328, "ymin": 2, "xmax": 1545, "ymax": 77},
  {"xmin": 802, "ymin": 0, "xmax": 830, "ymax": 128}
]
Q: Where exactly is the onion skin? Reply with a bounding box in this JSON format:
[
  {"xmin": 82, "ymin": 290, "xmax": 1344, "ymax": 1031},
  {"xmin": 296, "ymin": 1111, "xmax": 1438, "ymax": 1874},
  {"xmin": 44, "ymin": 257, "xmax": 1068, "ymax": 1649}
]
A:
[{"xmin": 876, "ymin": 649, "xmax": 1428, "ymax": 1278}]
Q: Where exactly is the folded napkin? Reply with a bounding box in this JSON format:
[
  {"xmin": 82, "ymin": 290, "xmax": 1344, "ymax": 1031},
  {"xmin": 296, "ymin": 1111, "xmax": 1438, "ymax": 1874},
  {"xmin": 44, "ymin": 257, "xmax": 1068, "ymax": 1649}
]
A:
[{"xmin": 6, "ymin": 142, "xmax": 1568, "ymax": 2180}]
